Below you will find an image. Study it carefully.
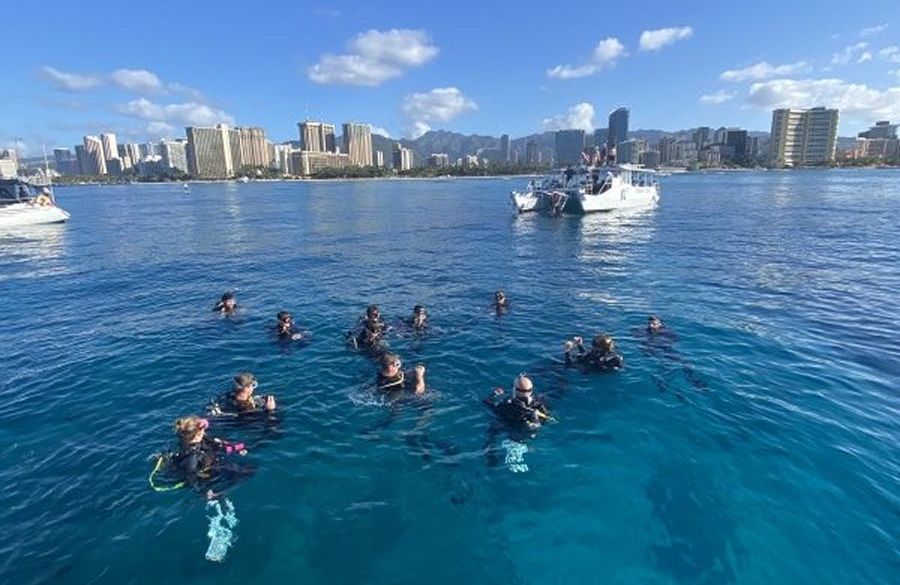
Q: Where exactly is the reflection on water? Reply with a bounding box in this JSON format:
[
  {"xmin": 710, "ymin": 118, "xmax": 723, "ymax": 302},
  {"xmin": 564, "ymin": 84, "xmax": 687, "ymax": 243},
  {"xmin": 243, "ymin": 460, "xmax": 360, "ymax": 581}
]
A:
[{"xmin": 0, "ymin": 223, "xmax": 70, "ymax": 281}]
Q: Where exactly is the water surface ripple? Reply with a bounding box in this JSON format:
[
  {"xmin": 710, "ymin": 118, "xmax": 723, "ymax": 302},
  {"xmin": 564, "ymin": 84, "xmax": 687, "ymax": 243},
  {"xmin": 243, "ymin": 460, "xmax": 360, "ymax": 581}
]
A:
[{"xmin": 1, "ymin": 171, "xmax": 898, "ymax": 584}]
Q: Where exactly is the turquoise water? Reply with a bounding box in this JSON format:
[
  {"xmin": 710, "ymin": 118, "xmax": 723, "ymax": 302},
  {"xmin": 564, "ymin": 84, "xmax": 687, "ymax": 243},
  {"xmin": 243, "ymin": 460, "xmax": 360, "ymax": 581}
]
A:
[{"xmin": 1, "ymin": 171, "xmax": 898, "ymax": 584}]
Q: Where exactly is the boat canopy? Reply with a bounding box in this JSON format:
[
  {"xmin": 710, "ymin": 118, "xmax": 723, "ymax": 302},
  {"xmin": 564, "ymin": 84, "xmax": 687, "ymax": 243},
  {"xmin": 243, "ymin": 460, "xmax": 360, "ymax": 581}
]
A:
[{"xmin": 0, "ymin": 180, "xmax": 39, "ymax": 205}]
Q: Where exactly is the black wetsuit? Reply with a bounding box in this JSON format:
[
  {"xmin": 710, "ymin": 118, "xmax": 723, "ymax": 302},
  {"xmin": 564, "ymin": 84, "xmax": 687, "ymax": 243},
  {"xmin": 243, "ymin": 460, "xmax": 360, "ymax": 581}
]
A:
[
  {"xmin": 565, "ymin": 343, "xmax": 624, "ymax": 371},
  {"xmin": 209, "ymin": 391, "xmax": 269, "ymax": 417},
  {"xmin": 352, "ymin": 318, "xmax": 388, "ymax": 350},
  {"xmin": 172, "ymin": 437, "xmax": 253, "ymax": 491},
  {"xmin": 484, "ymin": 394, "xmax": 551, "ymax": 429},
  {"xmin": 376, "ymin": 370, "xmax": 414, "ymax": 395}
]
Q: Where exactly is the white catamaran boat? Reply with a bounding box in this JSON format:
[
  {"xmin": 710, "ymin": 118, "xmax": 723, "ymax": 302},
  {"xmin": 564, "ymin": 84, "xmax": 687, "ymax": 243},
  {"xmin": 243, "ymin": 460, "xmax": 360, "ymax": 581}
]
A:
[
  {"xmin": 0, "ymin": 179, "xmax": 70, "ymax": 228},
  {"xmin": 511, "ymin": 164, "xmax": 660, "ymax": 214}
]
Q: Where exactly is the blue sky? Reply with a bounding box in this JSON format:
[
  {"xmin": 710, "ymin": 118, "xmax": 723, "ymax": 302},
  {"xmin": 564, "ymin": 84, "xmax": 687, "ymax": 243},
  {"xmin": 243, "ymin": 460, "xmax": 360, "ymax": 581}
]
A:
[{"xmin": 3, "ymin": 0, "xmax": 899, "ymax": 154}]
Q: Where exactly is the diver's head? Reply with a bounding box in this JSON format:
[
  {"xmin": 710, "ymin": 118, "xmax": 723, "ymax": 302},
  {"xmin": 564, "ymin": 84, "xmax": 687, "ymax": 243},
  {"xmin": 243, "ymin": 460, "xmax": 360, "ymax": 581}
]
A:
[
  {"xmin": 174, "ymin": 415, "xmax": 209, "ymax": 444},
  {"xmin": 648, "ymin": 316, "xmax": 663, "ymax": 332},
  {"xmin": 276, "ymin": 311, "xmax": 294, "ymax": 331},
  {"xmin": 593, "ymin": 334, "xmax": 614, "ymax": 352},
  {"xmin": 513, "ymin": 374, "xmax": 534, "ymax": 398},
  {"xmin": 494, "ymin": 290, "xmax": 507, "ymax": 306},
  {"xmin": 366, "ymin": 304, "xmax": 380, "ymax": 321},
  {"xmin": 381, "ymin": 353, "xmax": 402, "ymax": 375},
  {"xmin": 41, "ymin": 187, "xmax": 50, "ymax": 195},
  {"xmin": 233, "ymin": 372, "xmax": 258, "ymax": 397},
  {"xmin": 412, "ymin": 304, "xmax": 427, "ymax": 325},
  {"xmin": 220, "ymin": 291, "xmax": 236, "ymax": 310}
]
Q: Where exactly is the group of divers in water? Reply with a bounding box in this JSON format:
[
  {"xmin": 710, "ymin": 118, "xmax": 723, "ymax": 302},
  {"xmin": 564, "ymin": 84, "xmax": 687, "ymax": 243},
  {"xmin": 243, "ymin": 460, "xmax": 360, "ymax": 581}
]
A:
[{"xmin": 152, "ymin": 289, "xmax": 685, "ymax": 503}]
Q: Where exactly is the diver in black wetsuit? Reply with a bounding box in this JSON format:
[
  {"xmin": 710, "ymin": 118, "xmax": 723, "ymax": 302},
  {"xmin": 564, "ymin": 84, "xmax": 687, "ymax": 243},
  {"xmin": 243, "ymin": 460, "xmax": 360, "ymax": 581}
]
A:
[
  {"xmin": 493, "ymin": 290, "xmax": 509, "ymax": 314},
  {"xmin": 165, "ymin": 416, "xmax": 254, "ymax": 500},
  {"xmin": 406, "ymin": 305, "xmax": 428, "ymax": 330},
  {"xmin": 638, "ymin": 316, "xmax": 706, "ymax": 391},
  {"xmin": 275, "ymin": 311, "xmax": 306, "ymax": 341},
  {"xmin": 348, "ymin": 304, "xmax": 389, "ymax": 351},
  {"xmin": 213, "ymin": 291, "xmax": 237, "ymax": 315},
  {"xmin": 483, "ymin": 374, "xmax": 552, "ymax": 430},
  {"xmin": 376, "ymin": 352, "xmax": 426, "ymax": 396},
  {"xmin": 208, "ymin": 372, "xmax": 276, "ymax": 417},
  {"xmin": 564, "ymin": 334, "xmax": 624, "ymax": 371}
]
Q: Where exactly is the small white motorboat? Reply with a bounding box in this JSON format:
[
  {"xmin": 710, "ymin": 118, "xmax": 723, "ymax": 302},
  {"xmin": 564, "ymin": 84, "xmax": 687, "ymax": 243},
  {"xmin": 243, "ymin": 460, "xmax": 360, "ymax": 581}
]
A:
[
  {"xmin": 511, "ymin": 164, "xmax": 660, "ymax": 214},
  {"xmin": 0, "ymin": 179, "xmax": 70, "ymax": 228}
]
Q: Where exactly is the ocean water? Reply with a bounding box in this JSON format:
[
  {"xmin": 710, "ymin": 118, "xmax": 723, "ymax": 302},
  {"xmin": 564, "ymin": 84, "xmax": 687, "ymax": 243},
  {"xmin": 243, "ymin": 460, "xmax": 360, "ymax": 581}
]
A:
[{"xmin": 1, "ymin": 171, "xmax": 898, "ymax": 585}]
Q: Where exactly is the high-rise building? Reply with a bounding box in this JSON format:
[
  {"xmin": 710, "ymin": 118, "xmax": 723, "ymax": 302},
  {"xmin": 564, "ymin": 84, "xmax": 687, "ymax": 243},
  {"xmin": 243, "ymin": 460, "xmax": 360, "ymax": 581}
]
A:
[
  {"xmin": 342, "ymin": 123, "xmax": 373, "ymax": 166},
  {"xmin": 82, "ymin": 136, "xmax": 107, "ymax": 175},
  {"xmin": 139, "ymin": 142, "xmax": 158, "ymax": 159},
  {"xmin": 53, "ymin": 148, "xmax": 77, "ymax": 175},
  {"xmin": 298, "ymin": 121, "xmax": 337, "ymax": 153},
  {"xmin": 607, "ymin": 108, "xmax": 629, "ymax": 149},
  {"xmin": 724, "ymin": 129, "xmax": 749, "ymax": 161},
  {"xmin": 229, "ymin": 126, "xmax": 268, "ymax": 169},
  {"xmin": 428, "ymin": 153, "xmax": 450, "ymax": 167},
  {"xmin": 554, "ymin": 129, "xmax": 585, "ymax": 164},
  {"xmin": 525, "ymin": 141, "xmax": 538, "ymax": 164},
  {"xmin": 500, "ymin": 134, "xmax": 510, "ymax": 162},
  {"xmin": 186, "ymin": 124, "xmax": 234, "ymax": 178},
  {"xmin": 296, "ymin": 151, "xmax": 349, "ymax": 176},
  {"xmin": 74, "ymin": 145, "xmax": 86, "ymax": 175},
  {"xmin": 658, "ymin": 136, "xmax": 676, "ymax": 165},
  {"xmin": 769, "ymin": 107, "xmax": 839, "ymax": 167},
  {"xmin": 693, "ymin": 127, "xmax": 711, "ymax": 149},
  {"xmin": 375, "ymin": 150, "xmax": 384, "ymax": 167},
  {"xmin": 100, "ymin": 133, "xmax": 118, "ymax": 163},
  {"xmin": 159, "ymin": 139, "xmax": 189, "ymax": 173},
  {"xmin": 393, "ymin": 144, "xmax": 413, "ymax": 171},
  {"xmin": 616, "ymin": 139, "xmax": 645, "ymax": 164},
  {"xmin": 121, "ymin": 143, "xmax": 142, "ymax": 166},
  {"xmin": 639, "ymin": 150, "xmax": 660, "ymax": 169},
  {"xmin": 858, "ymin": 120, "xmax": 898, "ymax": 140},
  {"xmin": 593, "ymin": 128, "xmax": 608, "ymax": 149},
  {"xmin": 271, "ymin": 143, "xmax": 295, "ymax": 175}
]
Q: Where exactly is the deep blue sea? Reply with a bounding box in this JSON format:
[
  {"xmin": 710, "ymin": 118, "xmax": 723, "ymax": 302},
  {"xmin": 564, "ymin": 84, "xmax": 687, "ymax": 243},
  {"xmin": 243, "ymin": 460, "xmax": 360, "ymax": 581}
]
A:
[{"xmin": 1, "ymin": 171, "xmax": 898, "ymax": 585}]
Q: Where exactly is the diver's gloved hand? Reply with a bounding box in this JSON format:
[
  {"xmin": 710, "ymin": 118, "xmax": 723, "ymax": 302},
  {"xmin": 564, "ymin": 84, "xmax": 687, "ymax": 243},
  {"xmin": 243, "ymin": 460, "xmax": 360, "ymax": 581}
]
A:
[
  {"xmin": 564, "ymin": 340, "xmax": 574, "ymax": 352},
  {"xmin": 265, "ymin": 395, "xmax": 276, "ymax": 411}
]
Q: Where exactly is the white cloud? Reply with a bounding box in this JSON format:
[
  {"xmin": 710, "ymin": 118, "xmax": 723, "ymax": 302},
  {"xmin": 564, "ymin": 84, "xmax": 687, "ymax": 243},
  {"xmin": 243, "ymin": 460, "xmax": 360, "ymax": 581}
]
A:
[
  {"xmin": 368, "ymin": 125, "xmax": 391, "ymax": 138},
  {"xmin": 699, "ymin": 90, "xmax": 736, "ymax": 105},
  {"xmin": 857, "ymin": 51, "xmax": 873, "ymax": 63},
  {"xmin": 860, "ymin": 23, "xmax": 888, "ymax": 37},
  {"xmin": 547, "ymin": 37, "xmax": 626, "ymax": 79},
  {"xmin": 117, "ymin": 98, "xmax": 235, "ymax": 127},
  {"xmin": 831, "ymin": 42, "xmax": 869, "ymax": 65},
  {"xmin": 747, "ymin": 78, "xmax": 900, "ymax": 125},
  {"xmin": 720, "ymin": 61, "xmax": 809, "ymax": 82},
  {"xmin": 541, "ymin": 102, "xmax": 595, "ymax": 131},
  {"xmin": 309, "ymin": 29, "xmax": 438, "ymax": 86},
  {"xmin": 401, "ymin": 87, "xmax": 476, "ymax": 138},
  {"xmin": 639, "ymin": 26, "xmax": 693, "ymax": 51},
  {"xmin": 146, "ymin": 121, "xmax": 176, "ymax": 136},
  {"xmin": 110, "ymin": 68, "xmax": 164, "ymax": 93},
  {"xmin": 40, "ymin": 66, "xmax": 101, "ymax": 91},
  {"xmin": 878, "ymin": 46, "xmax": 900, "ymax": 64}
]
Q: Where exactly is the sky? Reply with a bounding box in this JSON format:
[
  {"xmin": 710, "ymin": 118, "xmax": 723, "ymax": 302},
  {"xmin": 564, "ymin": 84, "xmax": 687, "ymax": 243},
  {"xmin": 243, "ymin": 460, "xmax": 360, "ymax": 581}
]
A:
[{"xmin": 3, "ymin": 0, "xmax": 899, "ymax": 155}]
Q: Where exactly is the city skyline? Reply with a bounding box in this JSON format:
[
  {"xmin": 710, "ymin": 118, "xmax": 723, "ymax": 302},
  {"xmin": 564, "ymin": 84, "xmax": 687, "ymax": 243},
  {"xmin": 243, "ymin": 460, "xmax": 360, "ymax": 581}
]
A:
[{"xmin": 3, "ymin": 0, "xmax": 899, "ymax": 155}]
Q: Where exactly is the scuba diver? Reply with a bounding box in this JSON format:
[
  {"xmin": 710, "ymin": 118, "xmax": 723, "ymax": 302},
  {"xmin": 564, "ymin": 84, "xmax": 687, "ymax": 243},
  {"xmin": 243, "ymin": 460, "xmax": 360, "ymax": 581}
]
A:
[
  {"xmin": 275, "ymin": 311, "xmax": 307, "ymax": 341},
  {"xmin": 493, "ymin": 290, "xmax": 509, "ymax": 314},
  {"xmin": 376, "ymin": 353, "xmax": 426, "ymax": 395},
  {"xmin": 208, "ymin": 372, "xmax": 276, "ymax": 417},
  {"xmin": 483, "ymin": 374, "xmax": 552, "ymax": 430},
  {"xmin": 213, "ymin": 291, "xmax": 237, "ymax": 315},
  {"xmin": 638, "ymin": 316, "xmax": 706, "ymax": 392},
  {"xmin": 406, "ymin": 304, "xmax": 428, "ymax": 331},
  {"xmin": 347, "ymin": 304, "xmax": 389, "ymax": 351},
  {"xmin": 564, "ymin": 334, "xmax": 625, "ymax": 371},
  {"xmin": 150, "ymin": 415, "xmax": 254, "ymax": 500},
  {"xmin": 482, "ymin": 374, "xmax": 553, "ymax": 472}
]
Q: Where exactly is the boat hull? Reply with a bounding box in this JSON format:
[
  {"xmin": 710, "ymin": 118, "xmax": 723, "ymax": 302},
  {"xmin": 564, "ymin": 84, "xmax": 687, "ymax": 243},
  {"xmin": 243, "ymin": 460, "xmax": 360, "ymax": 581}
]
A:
[
  {"xmin": 572, "ymin": 184, "xmax": 659, "ymax": 213},
  {"xmin": 0, "ymin": 204, "xmax": 71, "ymax": 228}
]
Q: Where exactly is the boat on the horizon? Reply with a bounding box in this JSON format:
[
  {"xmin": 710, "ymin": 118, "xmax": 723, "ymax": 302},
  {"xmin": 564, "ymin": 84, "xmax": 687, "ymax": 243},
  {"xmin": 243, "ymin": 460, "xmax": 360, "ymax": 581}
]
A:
[
  {"xmin": 0, "ymin": 179, "xmax": 70, "ymax": 228},
  {"xmin": 510, "ymin": 164, "xmax": 660, "ymax": 214}
]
